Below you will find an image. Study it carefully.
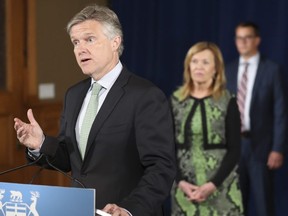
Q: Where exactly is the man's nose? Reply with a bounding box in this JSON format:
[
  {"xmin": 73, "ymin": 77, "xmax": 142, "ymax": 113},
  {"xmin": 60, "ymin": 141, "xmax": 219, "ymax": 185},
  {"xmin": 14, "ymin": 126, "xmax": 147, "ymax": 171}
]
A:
[{"xmin": 75, "ymin": 42, "xmax": 88, "ymax": 53}]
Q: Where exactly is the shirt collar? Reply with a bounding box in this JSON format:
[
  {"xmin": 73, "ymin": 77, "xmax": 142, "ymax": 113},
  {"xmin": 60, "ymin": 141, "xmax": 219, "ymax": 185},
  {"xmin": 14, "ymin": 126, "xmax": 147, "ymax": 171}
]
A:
[
  {"xmin": 239, "ymin": 52, "xmax": 260, "ymax": 66},
  {"xmin": 90, "ymin": 61, "xmax": 123, "ymax": 90}
]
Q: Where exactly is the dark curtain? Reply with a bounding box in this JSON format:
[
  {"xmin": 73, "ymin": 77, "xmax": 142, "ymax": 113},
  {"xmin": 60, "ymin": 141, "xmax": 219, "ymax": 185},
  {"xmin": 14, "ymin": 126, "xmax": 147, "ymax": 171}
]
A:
[
  {"xmin": 111, "ymin": 0, "xmax": 288, "ymax": 95},
  {"xmin": 111, "ymin": 0, "xmax": 288, "ymax": 216}
]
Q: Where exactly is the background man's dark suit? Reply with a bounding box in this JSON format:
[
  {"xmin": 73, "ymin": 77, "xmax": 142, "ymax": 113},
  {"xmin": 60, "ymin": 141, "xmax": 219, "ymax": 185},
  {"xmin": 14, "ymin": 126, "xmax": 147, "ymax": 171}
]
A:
[
  {"xmin": 28, "ymin": 67, "xmax": 176, "ymax": 216},
  {"xmin": 225, "ymin": 56, "xmax": 287, "ymax": 215}
]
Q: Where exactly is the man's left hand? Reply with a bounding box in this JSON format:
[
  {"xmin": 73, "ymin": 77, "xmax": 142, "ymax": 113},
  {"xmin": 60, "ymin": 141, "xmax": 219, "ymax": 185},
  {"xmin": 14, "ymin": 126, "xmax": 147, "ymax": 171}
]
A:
[
  {"xmin": 102, "ymin": 204, "xmax": 130, "ymax": 216},
  {"xmin": 267, "ymin": 151, "xmax": 283, "ymax": 169}
]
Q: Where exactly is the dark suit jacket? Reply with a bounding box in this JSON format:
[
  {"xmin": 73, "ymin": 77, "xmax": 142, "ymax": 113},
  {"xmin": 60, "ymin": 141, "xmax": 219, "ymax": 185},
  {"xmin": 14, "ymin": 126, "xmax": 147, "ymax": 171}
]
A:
[
  {"xmin": 225, "ymin": 56, "xmax": 287, "ymax": 161},
  {"xmin": 30, "ymin": 67, "xmax": 176, "ymax": 215}
]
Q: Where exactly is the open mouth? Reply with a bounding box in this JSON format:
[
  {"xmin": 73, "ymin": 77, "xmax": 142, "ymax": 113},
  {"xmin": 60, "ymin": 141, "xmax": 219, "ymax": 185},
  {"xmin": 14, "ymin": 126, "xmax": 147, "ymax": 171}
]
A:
[{"xmin": 80, "ymin": 58, "xmax": 91, "ymax": 63}]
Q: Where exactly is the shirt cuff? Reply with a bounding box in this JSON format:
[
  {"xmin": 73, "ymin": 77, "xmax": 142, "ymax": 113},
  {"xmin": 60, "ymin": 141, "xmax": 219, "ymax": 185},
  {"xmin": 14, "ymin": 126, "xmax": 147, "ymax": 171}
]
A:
[
  {"xmin": 27, "ymin": 135, "xmax": 45, "ymax": 157},
  {"xmin": 122, "ymin": 208, "xmax": 132, "ymax": 216}
]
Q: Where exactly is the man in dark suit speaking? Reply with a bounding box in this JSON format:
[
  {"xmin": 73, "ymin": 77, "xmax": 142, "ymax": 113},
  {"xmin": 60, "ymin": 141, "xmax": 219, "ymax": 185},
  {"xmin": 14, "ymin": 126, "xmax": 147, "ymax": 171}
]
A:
[
  {"xmin": 14, "ymin": 4, "xmax": 176, "ymax": 216},
  {"xmin": 225, "ymin": 22, "xmax": 287, "ymax": 216}
]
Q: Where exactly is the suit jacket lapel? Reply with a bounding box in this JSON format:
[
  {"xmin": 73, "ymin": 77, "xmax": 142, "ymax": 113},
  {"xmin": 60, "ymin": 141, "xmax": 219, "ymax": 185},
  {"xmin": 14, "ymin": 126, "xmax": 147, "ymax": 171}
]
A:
[
  {"xmin": 250, "ymin": 56, "xmax": 265, "ymax": 110},
  {"xmin": 83, "ymin": 68, "xmax": 130, "ymax": 161},
  {"xmin": 71, "ymin": 79, "xmax": 91, "ymax": 160},
  {"xmin": 231, "ymin": 61, "xmax": 239, "ymax": 94}
]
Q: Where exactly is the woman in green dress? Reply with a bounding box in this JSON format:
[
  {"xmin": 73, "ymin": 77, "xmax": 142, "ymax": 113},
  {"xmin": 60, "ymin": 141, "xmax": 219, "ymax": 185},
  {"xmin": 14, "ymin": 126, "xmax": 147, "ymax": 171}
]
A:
[{"xmin": 170, "ymin": 42, "xmax": 243, "ymax": 216}]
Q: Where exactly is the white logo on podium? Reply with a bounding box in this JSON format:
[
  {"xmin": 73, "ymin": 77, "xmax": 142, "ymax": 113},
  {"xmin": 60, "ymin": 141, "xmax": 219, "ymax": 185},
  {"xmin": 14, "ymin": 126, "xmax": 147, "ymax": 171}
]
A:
[{"xmin": 0, "ymin": 189, "xmax": 40, "ymax": 216}]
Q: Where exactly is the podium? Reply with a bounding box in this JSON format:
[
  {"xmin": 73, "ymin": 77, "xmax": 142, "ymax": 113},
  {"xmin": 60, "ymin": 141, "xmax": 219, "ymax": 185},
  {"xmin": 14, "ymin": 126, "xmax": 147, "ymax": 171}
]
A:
[{"xmin": 0, "ymin": 182, "xmax": 95, "ymax": 216}]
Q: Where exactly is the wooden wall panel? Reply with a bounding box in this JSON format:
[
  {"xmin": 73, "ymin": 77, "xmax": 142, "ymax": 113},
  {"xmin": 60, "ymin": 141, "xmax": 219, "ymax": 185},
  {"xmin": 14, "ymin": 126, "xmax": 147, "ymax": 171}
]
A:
[
  {"xmin": 0, "ymin": 115, "xmax": 13, "ymax": 166},
  {"xmin": 0, "ymin": 102, "xmax": 71, "ymax": 187},
  {"xmin": 1, "ymin": 0, "xmax": 111, "ymax": 188},
  {"xmin": 0, "ymin": 115, "xmax": 11, "ymax": 167},
  {"xmin": 28, "ymin": 102, "xmax": 70, "ymax": 187}
]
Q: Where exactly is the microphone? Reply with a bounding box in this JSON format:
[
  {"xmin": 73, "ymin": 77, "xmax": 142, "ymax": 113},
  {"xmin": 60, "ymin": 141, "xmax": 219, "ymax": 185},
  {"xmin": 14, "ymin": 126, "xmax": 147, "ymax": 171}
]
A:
[
  {"xmin": 96, "ymin": 209, "xmax": 112, "ymax": 216},
  {"xmin": 0, "ymin": 153, "xmax": 44, "ymax": 176},
  {"xmin": 29, "ymin": 166, "xmax": 45, "ymax": 184},
  {"xmin": 0, "ymin": 153, "xmax": 86, "ymax": 188},
  {"xmin": 45, "ymin": 155, "xmax": 86, "ymax": 188}
]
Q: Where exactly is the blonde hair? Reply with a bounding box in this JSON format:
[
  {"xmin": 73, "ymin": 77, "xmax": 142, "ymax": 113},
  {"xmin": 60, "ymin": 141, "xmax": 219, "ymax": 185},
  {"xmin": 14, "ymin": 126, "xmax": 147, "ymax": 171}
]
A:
[{"xmin": 178, "ymin": 41, "xmax": 226, "ymax": 101}]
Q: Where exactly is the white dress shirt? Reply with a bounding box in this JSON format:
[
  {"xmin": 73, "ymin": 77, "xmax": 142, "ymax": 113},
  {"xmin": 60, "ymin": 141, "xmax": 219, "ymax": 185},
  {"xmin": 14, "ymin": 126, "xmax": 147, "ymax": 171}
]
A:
[
  {"xmin": 75, "ymin": 61, "xmax": 123, "ymax": 144},
  {"xmin": 237, "ymin": 53, "xmax": 260, "ymax": 131},
  {"xmin": 30, "ymin": 61, "xmax": 122, "ymax": 154}
]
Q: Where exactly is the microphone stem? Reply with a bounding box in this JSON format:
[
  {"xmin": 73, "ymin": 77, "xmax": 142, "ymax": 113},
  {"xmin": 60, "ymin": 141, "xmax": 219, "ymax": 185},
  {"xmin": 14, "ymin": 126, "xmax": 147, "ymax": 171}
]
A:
[
  {"xmin": 0, "ymin": 154, "xmax": 44, "ymax": 176},
  {"xmin": 45, "ymin": 156, "xmax": 86, "ymax": 188},
  {"xmin": 29, "ymin": 166, "xmax": 45, "ymax": 184}
]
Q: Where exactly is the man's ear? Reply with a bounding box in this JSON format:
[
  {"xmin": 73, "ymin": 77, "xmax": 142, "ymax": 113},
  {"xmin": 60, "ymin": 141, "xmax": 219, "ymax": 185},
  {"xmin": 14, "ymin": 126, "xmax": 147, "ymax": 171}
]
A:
[
  {"xmin": 255, "ymin": 36, "xmax": 261, "ymax": 47},
  {"xmin": 112, "ymin": 36, "xmax": 121, "ymax": 52}
]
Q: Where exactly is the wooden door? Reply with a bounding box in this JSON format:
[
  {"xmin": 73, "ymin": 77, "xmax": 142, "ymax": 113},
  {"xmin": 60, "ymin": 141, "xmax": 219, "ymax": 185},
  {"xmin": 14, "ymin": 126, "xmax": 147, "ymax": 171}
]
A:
[
  {"xmin": 0, "ymin": 0, "xmax": 29, "ymax": 183},
  {"xmin": 0, "ymin": 0, "xmax": 69, "ymax": 187}
]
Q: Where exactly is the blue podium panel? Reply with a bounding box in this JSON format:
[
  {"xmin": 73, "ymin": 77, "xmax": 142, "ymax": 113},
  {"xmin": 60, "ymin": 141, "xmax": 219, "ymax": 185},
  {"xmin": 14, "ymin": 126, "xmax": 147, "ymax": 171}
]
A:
[{"xmin": 0, "ymin": 182, "xmax": 95, "ymax": 216}]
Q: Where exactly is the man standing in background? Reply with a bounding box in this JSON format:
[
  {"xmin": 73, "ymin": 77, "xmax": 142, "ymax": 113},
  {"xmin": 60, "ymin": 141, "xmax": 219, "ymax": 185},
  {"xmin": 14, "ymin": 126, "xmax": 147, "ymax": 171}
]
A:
[{"xmin": 225, "ymin": 22, "xmax": 287, "ymax": 216}]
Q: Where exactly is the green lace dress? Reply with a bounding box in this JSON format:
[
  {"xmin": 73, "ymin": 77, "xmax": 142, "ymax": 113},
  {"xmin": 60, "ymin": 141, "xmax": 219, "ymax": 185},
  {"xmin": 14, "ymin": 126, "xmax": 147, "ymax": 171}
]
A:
[{"xmin": 170, "ymin": 89, "xmax": 243, "ymax": 216}]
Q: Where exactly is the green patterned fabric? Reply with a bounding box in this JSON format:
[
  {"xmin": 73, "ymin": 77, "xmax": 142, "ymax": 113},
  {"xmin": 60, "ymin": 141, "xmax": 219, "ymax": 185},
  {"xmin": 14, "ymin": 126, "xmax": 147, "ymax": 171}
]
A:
[{"xmin": 170, "ymin": 89, "xmax": 243, "ymax": 216}]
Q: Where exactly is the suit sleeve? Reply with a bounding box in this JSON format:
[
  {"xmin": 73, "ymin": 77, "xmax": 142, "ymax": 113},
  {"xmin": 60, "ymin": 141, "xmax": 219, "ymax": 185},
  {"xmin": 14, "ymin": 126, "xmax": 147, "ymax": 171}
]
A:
[
  {"xmin": 34, "ymin": 91, "xmax": 71, "ymax": 172},
  {"xmin": 272, "ymin": 65, "xmax": 287, "ymax": 153},
  {"xmin": 120, "ymin": 86, "xmax": 176, "ymax": 215},
  {"xmin": 210, "ymin": 97, "xmax": 241, "ymax": 187}
]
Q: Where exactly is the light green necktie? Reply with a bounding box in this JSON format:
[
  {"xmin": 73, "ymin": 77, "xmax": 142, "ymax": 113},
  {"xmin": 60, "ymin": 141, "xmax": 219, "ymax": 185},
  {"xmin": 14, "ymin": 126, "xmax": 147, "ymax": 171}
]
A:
[{"xmin": 79, "ymin": 82, "xmax": 102, "ymax": 159}]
